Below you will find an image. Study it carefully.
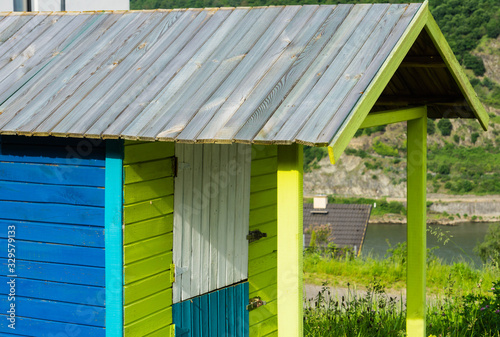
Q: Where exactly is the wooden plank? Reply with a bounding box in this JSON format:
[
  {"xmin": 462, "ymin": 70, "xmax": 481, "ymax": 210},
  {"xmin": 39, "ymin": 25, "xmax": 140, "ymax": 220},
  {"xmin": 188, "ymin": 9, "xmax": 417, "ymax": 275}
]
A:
[
  {"xmin": 253, "ymin": 4, "xmax": 368, "ymax": 143},
  {"xmin": 327, "ymin": 3, "xmax": 428, "ymax": 163},
  {"xmin": 124, "ymin": 288, "xmax": 173, "ymax": 325},
  {"xmin": 251, "ymin": 157, "xmax": 278, "ymax": 177},
  {"xmin": 0, "ymin": 277, "xmax": 103, "ymax": 306},
  {"xmin": 124, "ymin": 271, "xmax": 172, "ymax": 305},
  {"xmin": 191, "ymin": 145, "xmax": 203, "ymax": 298},
  {"xmin": 181, "ymin": 300, "xmax": 192, "ymax": 336},
  {"xmin": 406, "ymin": 115, "xmax": 427, "ymax": 337},
  {"xmin": 249, "ymin": 252, "xmax": 277, "ymax": 276},
  {"xmin": 225, "ymin": 145, "xmax": 237, "ymax": 286},
  {"xmin": 0, "ymin": 239, "xmax": 104, "ymax": 267},
  {"xmin": 0, "ymin": 143, "xmax": 105, "ymax": 167},
  {"xmin": 181, "ymin": 144, "xmax": 193, "ymax": 301},
  {"xmin": 241, "ymin": 144, "xmax": 252, "ymax": 280},
  {"xmin": 296, "ymin": 4, "xmax": 407, "ymax": 144},
  {"xmin": 124, "ymin": 158, "xmax": 174, "ymax": 184},
  {"xmin": 173, "ymin": 143, "xmax": 184, "ymax": 303},
  {"xmin": 123, "ymin": 195, "xmax": 174, "ymax": 224},
  {"xmin": 250, "ymin": 284, "xmax": 278, "ymax": 303},
  {"xmin": 0, "ymin": 200, "xmax": 104, "ymax": 226},
  {"xmin": 218, "ymin": 288, "xmax": 226, "ymax": 337},
  {"xmin": 124, "ymin": 142, "xmax": 174, "ymax": 164},
  {"xmin": 124, "ymin": 177, "xmax": 174, "ymax": 204},
  {"xmin": 124, "ymin": 232, "xmax": 173, "ymax": 264},
  {"xmin": 248, "ymin": 236, "xmax": 277, "ymax": 261},
  {"xmin": 249, "ymin": 300, "xmax": 277, "ymax": 326},
  {"xmin": 0, "ymin": 259, "xmax": 104, "ymax": 286},
  {"xmin": 226, "ymin": 285, "xmax": 235, "ymax": 336},
  {"xmin": 201, "ymin": 292, "xmax": 210, "ymax": 337},
  {"xmin": 124, "ymin": 251, "xmax": 172, "ymax": 284},
  {"xmin": 235, "ymin": 144, "xmax": 250, "ymax": 281},
  {"xmin": 124, "ymin": 307, "xmax": 172, "ymax": 337},
  {"xmin": 248, "ymin": 268, "xmax": 277, "ymax": 294},
  {"xmin": 76, "ymin": 9, "xmax": 225, "ymax": 138},
  {"xmin": 96, "ymin": 8, "xmax": 241, "ymax": 139},
  {"xmin": 200, "ymin": 6, "xmax": 321, "ymax": 142},
  {"xmin": 0, "ymin": 296, "xmax": 104, "ymax": 326},
  {"xmin": 123, "ymin": 214, "xmax": 173, "ymax": 245},
  {"xmin": 0, "ymin": 13, "xmax": 120, "ymax": 128},
  {"xmin": 0, "ymin": 220, "xmax": 104, "ymax": 247},
  {"xmin": 192, "ymin": 295, "xmax": 201, "ymax": 337},
  {"xmin": 200, "ymin": 144, "xmax": 211, "ymax": 295},
  {"xmin": 249, "ymin": 316, "xmax": 277, "ymax": 336},
  {"xmin": 0, "ymin": 160, "xmax": 105, "ymax": 187},
  {"xmin": 360, "ymin": 106, "xmax": 427, "ymax": 129},
  {"xmin": 0, "ymin": 180, "xmax": 104, "ymax": 207},
  {"xmin": 177, "ymin": 6, "xmax": 303, "ymax": 142},
  {"xmin": 123, "ymin": 214, "xmax": 172, "ymax": 245},
  {"xmin": 217, "ymin": 145, "xmax": 229, "ymax": 289},
  {"xmin": 209, "ymin": 145, "xmax": 220, "ymax": 291},
  {"xmin": 14, "ymin": 12, "xmax": 160, "ymax": 135},
  {"xmin": 0, "ymin": 315, "xmax": 105, "ymax": 336},
  {"xmin": 133, "ymin": 8, "xmax": 280, "ymax": 141},
  {"xmin": 249, "ymin": 205, "xmax": 277, "ymax": 227},
  {"xmin": 144, "ymin": 324, "xmax": 174, "ymax": 337},
  {"xmin": 250, "ymin": 189, "xmax": 276, "ymax": 210},
  {"xmin": 249, "ymin": 221, "xmax": 277, "ymax": 238},
  {"xmin": 250, "ymin": 173, "xmax": 277, "ymax": 193},
  {"xmin": 209, "ymin": 291, "xmax": 218, "ymax": 336},
  {"xmin": 277, "ymin": 144, "xmax": 303, "ymax": 336},
  {"xmin": 251, "ymin": 145, "xmax": 277, "ymax": 160}
]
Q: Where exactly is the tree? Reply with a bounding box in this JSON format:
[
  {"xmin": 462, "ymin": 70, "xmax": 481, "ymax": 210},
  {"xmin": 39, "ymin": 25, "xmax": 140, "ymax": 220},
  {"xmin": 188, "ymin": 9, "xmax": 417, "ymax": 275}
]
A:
[
  {"xmin": 475, "ymin": 224, "xmax": 500, "ymax": 268},
  {"xmin": 437, "ymin": 119, "xmax": 453, "ymax": 136},
  {"xmin": 427, "ymin": 119, "xmax": 436, "ymax": 135}
]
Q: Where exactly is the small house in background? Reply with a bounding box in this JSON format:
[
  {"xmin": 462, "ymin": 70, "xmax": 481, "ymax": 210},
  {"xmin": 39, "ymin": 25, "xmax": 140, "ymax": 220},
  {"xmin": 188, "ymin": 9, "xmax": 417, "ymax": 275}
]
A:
[
  {"xmin": 303, "ymin": 196, "xmax": 372, "ymax": 256},
  {"xmin": 0, "ymin": 2, "xmax": 489, "ymax": 337}
]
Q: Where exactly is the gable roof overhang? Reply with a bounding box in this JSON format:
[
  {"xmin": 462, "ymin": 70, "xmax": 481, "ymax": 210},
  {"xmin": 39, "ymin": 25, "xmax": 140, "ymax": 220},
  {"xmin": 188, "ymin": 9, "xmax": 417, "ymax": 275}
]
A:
[{"xmin": 0, "ymin": 1, "xmax": 487, "ymax": 155}]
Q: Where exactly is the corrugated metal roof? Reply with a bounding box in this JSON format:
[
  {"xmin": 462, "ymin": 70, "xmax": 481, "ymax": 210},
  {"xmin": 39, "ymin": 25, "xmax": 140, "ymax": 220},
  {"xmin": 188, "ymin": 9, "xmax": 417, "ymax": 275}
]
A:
[
  {"xmin": 303, "ymin": 203, "xmax": 372, "ymax": 250},
  {"xmin": 0, "ymin": 5, "xmax": 423, "ymax": 145}
]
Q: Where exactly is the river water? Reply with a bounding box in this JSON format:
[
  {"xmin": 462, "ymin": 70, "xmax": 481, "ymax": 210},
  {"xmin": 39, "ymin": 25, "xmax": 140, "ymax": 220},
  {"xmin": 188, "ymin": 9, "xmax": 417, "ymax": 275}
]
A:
[{"xmin": 361, "ymin": 222, "xmax": 500, "ymax": 266}]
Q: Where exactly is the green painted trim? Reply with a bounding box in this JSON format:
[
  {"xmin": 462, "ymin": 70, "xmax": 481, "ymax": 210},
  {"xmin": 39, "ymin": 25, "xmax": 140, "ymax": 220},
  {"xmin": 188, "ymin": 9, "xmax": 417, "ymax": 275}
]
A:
[
  {"xmin": 424, "ymin": 14, "xmax": 489, "ymax": 131},
  {"xmin": 105, "ymin": 139, "xmax": 124, "ymax": 337},
  {"xmin": 406, "ymin": 113, "xmax": 427, "ymax": 337},
  {"xmin": 327, "ymin": 1, "xmax": 429, "ymax": 164},
  {"xmin": 277, "ymin": 144, "xmax": 303, "ymax": 337},
  {"xmin": 359, "ymin": 106, "xmax": 427, "ymax": 129}
]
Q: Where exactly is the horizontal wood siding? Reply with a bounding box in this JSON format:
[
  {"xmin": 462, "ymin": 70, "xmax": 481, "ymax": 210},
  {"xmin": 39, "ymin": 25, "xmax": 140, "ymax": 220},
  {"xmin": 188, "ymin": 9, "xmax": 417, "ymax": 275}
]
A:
[
  {"xmin": 248, "ymin": 145, "xmax": 278, "ymax": 336},
  {"xmin": 173, "ymin": 144, "xmax": 251, "ymax": 303},
  {"xmin": 123, "ymin": 141, "xmax": 175, "ymax": 337},
  {"xmin": 0, "ymin": 136, "xmax": 105, "ymax": 336}
]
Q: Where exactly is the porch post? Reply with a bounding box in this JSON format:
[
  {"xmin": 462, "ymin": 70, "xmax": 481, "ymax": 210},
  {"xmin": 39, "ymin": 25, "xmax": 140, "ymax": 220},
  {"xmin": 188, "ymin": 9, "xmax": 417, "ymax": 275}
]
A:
[
  {"xmin": 277, "ymin": 143, "xmax": 303, "ymax": 337},
  {"xmin": 406, "ymin": 108, "xmax": 427, "ymax": 337}
]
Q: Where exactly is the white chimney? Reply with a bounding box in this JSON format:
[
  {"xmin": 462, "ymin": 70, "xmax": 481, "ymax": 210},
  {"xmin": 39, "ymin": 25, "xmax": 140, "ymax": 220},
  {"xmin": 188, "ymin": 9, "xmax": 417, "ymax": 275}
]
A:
[{"xmin": 313, "ymin": 195, "xmax": 328, "ymax": 209}]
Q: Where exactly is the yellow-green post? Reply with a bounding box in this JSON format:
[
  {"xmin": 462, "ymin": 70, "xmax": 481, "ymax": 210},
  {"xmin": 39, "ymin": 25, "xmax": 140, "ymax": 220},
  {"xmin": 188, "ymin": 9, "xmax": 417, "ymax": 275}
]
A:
[
  {"xmin": 277, "ymin": 143, "xmax": 303, "ymax": 337},
  {"xmin": 406, "ymin": 109, "xmax": 427, "ymax": 337}
]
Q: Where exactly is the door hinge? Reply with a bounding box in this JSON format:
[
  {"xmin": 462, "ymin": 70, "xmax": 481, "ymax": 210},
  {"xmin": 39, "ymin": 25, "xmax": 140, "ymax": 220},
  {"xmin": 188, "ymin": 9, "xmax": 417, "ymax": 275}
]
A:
[
  {"xmin": 246, "ymin": 297, "xmax": 267, "ymax": 311},
  {"xmin": 171, "ymin": 264, "xmax": 188, "ymax": 283},
  {"xmin": 246, "ymin": 230, "xmax": 267, "ymax": 243}
]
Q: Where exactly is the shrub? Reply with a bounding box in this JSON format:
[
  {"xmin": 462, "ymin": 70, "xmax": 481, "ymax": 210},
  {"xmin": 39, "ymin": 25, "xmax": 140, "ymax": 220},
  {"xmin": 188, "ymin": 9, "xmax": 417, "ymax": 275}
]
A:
[
  {"xmin": 427, "ymin": 119, "xmax": 436, "ymax": 135},
  {"xmin": 438, "ymin": 164, "xmax": 451, "ymax": 175},
  {"xmin": 475, "ymin": 224, "xmax": 500, "ymax": 267},
  {"xmin": 372, "ymin": 138, "xmax": 399, "ymax": 157},
  {"xmin": 437, "ymin": 119, "xmax": 453, "ymax": 136},
  {"xmin": 454, "ymin": 134, "xmax": 460, "ymax": 143},
  {"xmin": 463, "ymin": 53, "xmax": 486, "ymax": 76},
  {"xmin": 471, "ymin": 132, "xmax": 480, "ymax": 144}
]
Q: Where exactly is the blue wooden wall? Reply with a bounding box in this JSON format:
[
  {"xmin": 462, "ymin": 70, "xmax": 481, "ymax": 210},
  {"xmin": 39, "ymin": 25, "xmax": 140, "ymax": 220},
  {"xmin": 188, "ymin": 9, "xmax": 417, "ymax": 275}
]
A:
[
  {"xmin": 0, "ymin": 136, "xmax": 106, "ymax": 336},
  {"xmin": 173, "ymin": 282, "xmax": 249, "ymax": 337}
]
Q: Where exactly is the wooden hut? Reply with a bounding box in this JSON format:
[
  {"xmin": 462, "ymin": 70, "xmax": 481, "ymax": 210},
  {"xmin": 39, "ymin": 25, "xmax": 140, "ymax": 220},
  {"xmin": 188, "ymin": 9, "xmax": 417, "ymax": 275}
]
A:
[{"xmin": 0, "ymin": 2, "xmax": 488, "ymax": 337}]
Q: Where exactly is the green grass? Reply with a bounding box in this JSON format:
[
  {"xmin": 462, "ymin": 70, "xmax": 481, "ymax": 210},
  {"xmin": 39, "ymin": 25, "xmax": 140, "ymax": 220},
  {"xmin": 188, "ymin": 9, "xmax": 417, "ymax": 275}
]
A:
[
  {"xmin": 304, "ymin": 246, "xmax": 500, "ymax": 296},
  {"xmin": 304, "ymin": 278, "xmax": 500, "ymax": 337}
]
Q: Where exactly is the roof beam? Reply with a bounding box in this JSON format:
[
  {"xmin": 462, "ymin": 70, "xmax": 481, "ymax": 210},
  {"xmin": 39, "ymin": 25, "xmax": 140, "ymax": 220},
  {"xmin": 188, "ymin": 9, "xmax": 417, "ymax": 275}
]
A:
[
  {"xmin": 375, "ymin": 95, "xmax": 464, "ymax": 106},
  {"xmin": 400, "ymin": 56, "xmax": 446, "ymax": 68},
  {"xmin": 359, "ymin": 106, "xmax": 426, "ymax": 129}
]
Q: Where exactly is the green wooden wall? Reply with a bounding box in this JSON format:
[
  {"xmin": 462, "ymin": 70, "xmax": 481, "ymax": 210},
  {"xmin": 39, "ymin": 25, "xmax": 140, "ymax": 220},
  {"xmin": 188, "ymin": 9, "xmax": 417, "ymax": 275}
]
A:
[
  {"xmin": 248, "ymin": 145, "xmax": 278, "ymax": 337},
  {"xmin": 122, "ymin": 141, "xmax": 175, "ymax": 337}
]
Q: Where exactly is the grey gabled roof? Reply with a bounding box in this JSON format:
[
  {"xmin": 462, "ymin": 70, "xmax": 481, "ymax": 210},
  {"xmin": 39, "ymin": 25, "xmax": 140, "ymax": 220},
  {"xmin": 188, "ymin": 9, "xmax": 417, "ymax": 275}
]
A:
[
  {"xmin": 303, "ymin": 203, "xmax": 372, "ymax": 250},
  {"xmin": 0, "ymin": 4, "xmax": 422, "ymax": 144}
]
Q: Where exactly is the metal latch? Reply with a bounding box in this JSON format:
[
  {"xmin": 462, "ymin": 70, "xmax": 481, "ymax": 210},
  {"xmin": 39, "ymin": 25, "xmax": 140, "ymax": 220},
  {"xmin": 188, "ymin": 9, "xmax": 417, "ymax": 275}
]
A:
[
  {"xmin": 246, "ymin": 297, "xmax": 266, "ymax": 311},
  {"xmin": 246, "ymin": 230, "xmax": 267, "ymax": 243},
  {"xmin": 170, "ymin": 264, "xmax": 188, "ymax": 283}
]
